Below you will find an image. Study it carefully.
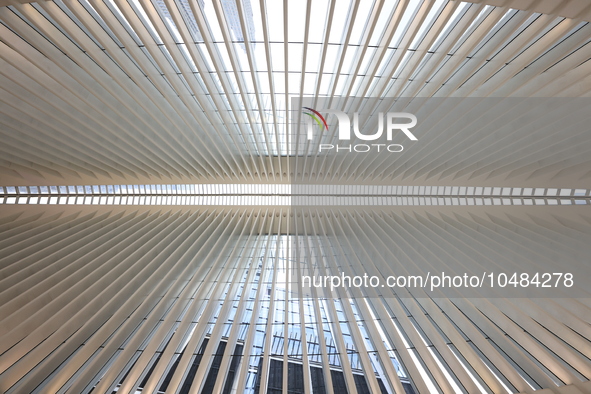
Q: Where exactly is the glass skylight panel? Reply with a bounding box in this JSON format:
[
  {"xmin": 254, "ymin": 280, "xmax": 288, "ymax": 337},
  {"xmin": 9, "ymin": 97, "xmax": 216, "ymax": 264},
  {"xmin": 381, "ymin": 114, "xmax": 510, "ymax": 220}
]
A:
[
  {"xmin": 318, "ymin": 43, "xmax": 339, "ymax": 74},
  {"xmin": 288, "ymin": 73, "xmax": 302, "ymax": 94},
  {"xmin": 242, "ymin": 71, "xmax": 255, "ymax": 92},
  {"xmin": 350, "ymin": 75, "xmax": 365, "ymax": 96},
  {"xmin": 284, "ymin": 0, "xmax": 305, "ymax": 43},
  {"xmin": 129, "ymin": 0, "xmax": 164, "ymax": 44},
  {"xmin": 392, "ymin": 50, "xmax": 413, "ymax": 80},
  {"xmin": 167, "ymin": 1, "xmax": 195, "ymax": 42},
  {"xmin": 159, "ymin": 44, "xmax": 182, "ymax": 73},
  {"xmin": 286, "ymin": 43, "xmax": 303, "ymax": 74},
  {"xmin": 4, "ymin": 185, "xmax": 588, "ymax": 206},
  {"xmin": 404, "ymin": 53, "xmax": 432, "ymax": 82},
  {"xmin": 223, "ymin": 0, "xmax": 257, "ymax": 46},
  {"xmin": 305, "ymin": 43, "xmax": 322, "ymax": 74},
  {"xmin": 340, "ymin": 45, "xmax": 358, "ymax": 76},
  {"xmin": 315, "ymin": 73, "xmax": 333, "ymax": 95},
  {"xmin": 348, "ymin": 0, "xmax": 375, "ymax": 46},
  {"xmin": 272, "ymin": 72, "xmax": 285, "ymax": 94},
  {"xmin": 155, "ymin": 0, "xmax": 183, "ymax": 43},
  {"xmin": 212, "ymin": 41, "xmax": 231, "ymax": 71},
  {"xmin": 268, "ymin": 43, "xmax": 285, "ymax": 72},
  {"xmin": 263, "ymin": 0, "xmax": 283, "ymax": 43},
  {"xmin": 367, "ymin": 0, "xmax": 396, "ymax": 47},
  {"xmin": 302, "ymin": 73, "xmax": 317, "ymax": 95},
  {"xmin": 104, "ymin": 0, "xmax": 142, "ymax": 45},
  {"xmin": 574, "ymin": 189, "xmax": 587, "ymax": 196},
  {"xmin": 200, "ymin": 0, "xmax": 224, "ymax": 42},
  {"xmin": 292, "ymin": 0, "xmax": 321, "ymax": 42},
  {"xmin": 358, "ymin": 46, "xmax": 377, "ymax": 76}
]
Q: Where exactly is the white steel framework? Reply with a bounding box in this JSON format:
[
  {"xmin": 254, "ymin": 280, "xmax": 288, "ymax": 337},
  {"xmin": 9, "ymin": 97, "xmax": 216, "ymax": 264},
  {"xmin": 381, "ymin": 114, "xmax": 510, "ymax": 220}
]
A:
[{"xmin": 0, "ymin": 1, "xmax": 590, "ymax": 394}]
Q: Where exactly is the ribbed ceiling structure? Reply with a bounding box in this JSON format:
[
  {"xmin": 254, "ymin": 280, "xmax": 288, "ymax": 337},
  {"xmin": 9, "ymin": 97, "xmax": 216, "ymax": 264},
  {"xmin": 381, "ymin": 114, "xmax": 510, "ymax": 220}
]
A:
[
  {"xmin": 1, "ymin": 0, "xmax": 591, "ymax": 184},
  {"xmin": 1, "ymin": 0, "xmax": 591, "ymax": 394}
]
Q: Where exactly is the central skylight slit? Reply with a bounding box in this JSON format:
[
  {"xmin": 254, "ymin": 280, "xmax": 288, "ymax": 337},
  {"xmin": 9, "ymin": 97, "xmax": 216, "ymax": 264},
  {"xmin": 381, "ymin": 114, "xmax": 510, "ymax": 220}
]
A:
[{"xmin": 2, "ymin": 185, "xmax": 588, "ymax": 206}]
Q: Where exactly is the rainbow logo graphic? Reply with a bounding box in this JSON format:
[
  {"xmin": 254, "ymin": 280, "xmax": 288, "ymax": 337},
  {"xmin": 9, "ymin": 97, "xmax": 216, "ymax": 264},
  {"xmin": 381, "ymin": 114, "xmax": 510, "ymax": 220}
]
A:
[{"xmin": 302, "ymin": 107, "xmax": 328, "ymax": 131}]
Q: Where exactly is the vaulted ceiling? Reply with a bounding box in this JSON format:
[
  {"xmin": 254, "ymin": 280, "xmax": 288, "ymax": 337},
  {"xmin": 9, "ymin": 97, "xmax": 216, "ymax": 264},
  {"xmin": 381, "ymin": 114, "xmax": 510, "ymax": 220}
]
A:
[
  {"xmin": 1, "ymin": 0, "xmax": 591, "ymax": 186},
  {"xmin": 1, "ymin": 1, "xmax": 591, "ymax": 394}
]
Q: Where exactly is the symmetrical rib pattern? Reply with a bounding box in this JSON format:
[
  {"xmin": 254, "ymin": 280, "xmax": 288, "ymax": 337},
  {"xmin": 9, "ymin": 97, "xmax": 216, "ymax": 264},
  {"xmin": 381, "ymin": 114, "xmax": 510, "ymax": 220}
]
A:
[
  {"xmin": 1, "ymin": 0, "xmax": 591, "ymax": 184},
  {"xmin": 0, "ymin": 206, "xmax": 590, "ymax": 394},
  {"xmin": 1, "ymin": 0, "xmax": 591, "ymax": 393}
]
